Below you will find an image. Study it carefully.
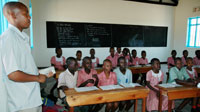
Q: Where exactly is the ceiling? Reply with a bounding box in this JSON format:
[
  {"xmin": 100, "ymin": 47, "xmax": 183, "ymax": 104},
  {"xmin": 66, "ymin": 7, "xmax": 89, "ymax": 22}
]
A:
[{"xmin": 125, "ymin": 0, "xmax": 179, "ymax": 6}]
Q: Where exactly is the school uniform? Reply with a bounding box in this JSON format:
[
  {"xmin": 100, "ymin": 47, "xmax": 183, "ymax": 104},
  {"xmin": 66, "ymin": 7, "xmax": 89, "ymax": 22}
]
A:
[
  {"xmin": 185, "ymin": 67, "xmax": 198, "ymax": 79},
  {"xmin": 106, "ymin": 55, "xmax": 118, "ymax": 68},
  {"xmin": 91, "ymin": 57, "xmax": 99, "ymax": 68},
  {"xmin": 193, "ymin": 57, "xmax": 200, "ymax": 65},
  {"xmin": 114, "ymin": 67, "xmax": 132, "ymax": 84},
  {"xmin": 50, "ymin": 56, "xmax": 66, "ymax": 70},
  {"xmin": 57, "ymin": 69, "xmax": 78, "ymax": 98},
  {"xmin": 0, "ymin": 24, "xmax": 42, "ymax": 112},
  {"xmin": 168, "ymin": 67, "xmax": 190, "ymax": 83},
  {"xmin": 167, "ymin": 57, "xmax": 175, "ymax": 69},
  {"xmin": 98, "ymin": 71, "xmax": 117, "ymax": 86},
  {"xmin": 77, "ymin": 59, "xmax": 82, "ymax": 68},
  {"xmin": 128, "ymin": 57, "xmax": 139, "ymax": 66},
  {"xmin": 0, "ymin": 36, "xmax": 8, "ymax": 112},
  {"xmin": 138, "ymin": 58, "xmax": 148, "ymax": 65},
  {"xmin": 77, "ymin": 68, "xmax": 97, "ymax": 87},
  {"xmin": 181, "ymin": 56, "xmax": 187, "ymax": 66},
  {"xmin": 146, "ymin": 70, "xmax": 170, "ymax": 111}
]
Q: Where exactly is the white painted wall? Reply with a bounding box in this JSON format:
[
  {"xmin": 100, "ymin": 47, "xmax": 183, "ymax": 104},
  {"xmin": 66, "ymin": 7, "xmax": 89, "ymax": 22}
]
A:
[
  {"xmin": 173, "ymin": 0, "xmax": 200, "ymax": 57},
  {"xmin": 31, "ymin": 0, "xmax": 175, "ymax": 67}
]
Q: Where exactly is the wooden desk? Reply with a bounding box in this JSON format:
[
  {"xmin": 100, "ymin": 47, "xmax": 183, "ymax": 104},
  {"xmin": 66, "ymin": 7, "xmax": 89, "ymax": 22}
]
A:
[
  {"xmin": 157, "ymin": 86, "xmax": 200, "ymax": 112},
  {"xmin": 56, "ymin": 66, "xmax": 152, "ymax": 79},
  {"xmin": 65, "ymin": 87, "xmax": 149, "ymax": 112}
]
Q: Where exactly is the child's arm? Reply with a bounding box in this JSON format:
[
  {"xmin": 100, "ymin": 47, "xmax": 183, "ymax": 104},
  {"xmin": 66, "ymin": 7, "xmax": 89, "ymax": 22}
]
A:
[
  {"xmin": 175, "ymin": 79, "xmax": 196, "ymax": 86},
  {"xmin": 58, "ymin": 86, "xmax": 68, "ymax": 92},
  {"xmin": 78, "ymin": 79, "xmax": 94, "ymax": 87},
  {"xmin": 146, "ymin": 81, "xmax": 160, "ymax": 97},
  {"xmin": 93, "ymin": 74, "xmax": 99, "ymax": 86}
]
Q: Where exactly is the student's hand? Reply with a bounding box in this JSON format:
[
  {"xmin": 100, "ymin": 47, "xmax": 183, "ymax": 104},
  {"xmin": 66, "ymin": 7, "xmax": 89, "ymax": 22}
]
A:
[
  {"xmin": 92, "ymin": 74, "xmax": 98, "ymax": 79},
  {"xmin": 47, "ymin": 71, "xmax": 54, "ymax": 78},
  {"xmin": 87, "ymin": 79, "xmax": 94, "ymax": 84},
  {"xmin": 37, "ymin": 74, "xmax": 47, "ymax": 83}
]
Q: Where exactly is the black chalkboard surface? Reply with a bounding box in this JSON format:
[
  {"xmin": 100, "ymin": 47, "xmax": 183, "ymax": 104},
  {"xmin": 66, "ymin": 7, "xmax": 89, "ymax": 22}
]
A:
[{"xmin": 46, "ymin": 21, "xmax": 167, "ymax": 48}]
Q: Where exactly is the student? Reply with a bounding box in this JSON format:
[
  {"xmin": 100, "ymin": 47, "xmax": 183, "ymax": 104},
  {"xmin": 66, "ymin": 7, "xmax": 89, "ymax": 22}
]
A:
[
  {"xmin": 106, "ymin": 47, "xmax": 118, "ymax": 68},
  {"xmin": 115, "ymin": 47, "xmax": 122, "ymax": 58},
  {"xmin": 193, "ymin": 50, "xmax": 200, "ymax": 66},
  {"xmin": 0, "ymin": 2, "xmax": 53, "ymax": 112},
  {"xmin": 57, "ymin": 57, "xmax": 78, "ymax": 103},
  {"xmin": 146, "ymin": 58, "xmax": 169, "ymax": 112},
  {"xmin": 168, "ymin": 58, "xmax": 197, "ymax": 112},
  {"xmin": 138, "ymin": 50, "xmax": 148, "ymax": 85},
  {"xmin": 90, "ymin": 48, "xmax": 100, "ymax": 68},
  {"xmin": 129, "ymin": 49, "xmax": 140, "ymax": 83},
  {"xmin": 98, "ymin": 59, "xmax": 118, "ymax": 112},
  {"xmin": 77, "ymin": 56, "xmax": 99, "ymax": 87},
  {"xmin": 181, "ymin": 50, "xmax": 188, "ymax": 66},
  {"xmin": 122, "ymin": 48, "xmax": 132, "ymax": 64},
  {"xmin": 76, "ymin": 50, "xmax": 82, "ymax": 68},
  {"xmin": 114, "ymin": 57, "xmax": 133, "ymax": 112},
  {"xmin": 167, "ymin": 50, "xmax": 177, "ymax": 69},
  {"xmin": 51, "ymin": 47, "xmax": 66, "ymax": 70}
]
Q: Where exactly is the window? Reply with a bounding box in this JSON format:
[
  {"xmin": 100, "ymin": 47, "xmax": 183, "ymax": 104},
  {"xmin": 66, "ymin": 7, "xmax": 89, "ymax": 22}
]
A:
[{"xmin": 186, "ymin": 16, "xmax": 200, "ymax": 47}]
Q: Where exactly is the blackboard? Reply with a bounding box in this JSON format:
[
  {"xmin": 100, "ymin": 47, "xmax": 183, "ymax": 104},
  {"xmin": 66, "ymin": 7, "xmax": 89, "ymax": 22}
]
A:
[{"xmin": 46, "ymin": 21, "xmax": 167, "ymax": 48}]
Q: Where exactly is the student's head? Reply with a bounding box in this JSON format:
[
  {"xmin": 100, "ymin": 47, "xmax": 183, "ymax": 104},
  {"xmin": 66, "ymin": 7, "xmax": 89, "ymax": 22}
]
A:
[
  {"xmin": 171, "ymin": 50, "xmax": 177, "ymax": 57},
  {"xmin": 3, "ymin": 2, "xmax": 31, "ymax": 31},
  {"xmin": 76, "ymin": 50, "xmax": 82, "ymax": 60},
  {"xmin": 186, "ymin": 57, "xmax": 193, "ymax": 68},
  {"xmin": 175, "ymin": 57, "xmax": 182, "ymax": 69},
  {"xmin": 141, "ymin": 50, "xmax": 146, "ymax": 58},
  {"xmin": 122, "ymin": 48, "xmax": 128, "ymax": 56},
  {"xmin": 82, "ymin": 56, "xmax": 92, "ymax": 70},
  {"xmin": 183, "ymin": 50, "xmax": 188, "ymax": 57},
  {"xmin": 90, "ymin": 48, "xmax": 95, "ymax": 57},
  {"xmin": 103, "ymin": 59, "xmax": 112, "ymax": 72},
  {"xmin": 118, "ymin": 57, "xmax": 126, "ymax": 69},
  {"xmin": 117, "ymin": 47, "xmax": 121, "ymax": 54},
  {"xmin": 196, "ymin": 50, "xmax": 200, "ymax": 58},
  {"xmin": 55, "ymin": 47, "xmax": 62, "ymax": 57},
  {"xmin": 131, "ymin": 49, "xmax": 137, "ymax": 57},
  {"xmin": 151, "ymin": 58, "xmax": 160, "ymax": 71},
  {"xmin": 110, "ymin": 47, "xmax": 115, "ymax": 56},
  {"xmin": 66, "ymin": 57, "xmax": 78, "ymax": 72}
]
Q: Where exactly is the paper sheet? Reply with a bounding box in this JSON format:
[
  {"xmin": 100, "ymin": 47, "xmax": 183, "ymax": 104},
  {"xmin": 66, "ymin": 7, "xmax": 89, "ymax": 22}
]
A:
[
  {"xmin": 158, "ymin": 83, "xmax": 182, "ymax": 88},
  {"xmin": 120, "ymin": 83, "xmax": 141, "ymax": 88},
  {"xmin": 75, "ymin": 86, "xmax": 99, "ymax": 92},
  {"xmin": 39, "ymin": 66, "xmax": 56, "ymax": 76},
  {"xmin": 100, "ymin": 85, "xmax": 123, "ymax": 90}
]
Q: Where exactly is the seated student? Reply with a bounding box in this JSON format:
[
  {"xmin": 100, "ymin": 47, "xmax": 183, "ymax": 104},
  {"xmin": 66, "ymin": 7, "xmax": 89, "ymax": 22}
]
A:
[
  {"xmin": 146, "ymin": 58, "xmax": 170, "ymax": 112},
  {"xmin": 114, "ymin": 57, "xmax": 133, "ymax": 112},
  {"xmin": 98, "ymin": 59, "xmax": 118, "ymax": 112},
  {"xmin": 168, "ymin": 58, "xmax": 197, "ymax": 112},
  {"xmin": 76, "ymin": 50, "xmax": 82, "ymax": 68},
  {"xmin": 129, "ymin": 49, "xmax": 140, "ymax": 83},
  {"xmin": 139, "ymin": 50, "xmax": 148, "ymax": 85},
  {"xmin": 77, "ymin": 56, "xmax": 99, "ymax": 87},
  {"xmin": 51, "ymin": 47, "xmax": 66, "ymax": 70},
  {"xmin": 57, "ymin": 57, "xmax": 78, "ymax": 102},
  {"xmin": 90, "ymin": 49, "xmax": 100, "ymax": 68},
  {"xmin": 115, "ymin": 47, "xmax": 122, "ymax": 58},
  {"xmin": 193, "ymin": 50, "xmax": 200, "ymax": 66},
  {"xmin": 122, "ymin": 48, "xmax": 132, "ymax": 64},
  {"xmin": 181, "ymin": 50, "xmax": 188, "ymax": 66},
  {"xmin": 106, "ymin": 47, "xmax": 118, "ymax": 68},
  {"xmin": 176, "ymin": 57, "xmax": 199, "ymax": 112},
  {"xmin": 167, "ymin": 50, "xmax": 177, "ymax": 69}
]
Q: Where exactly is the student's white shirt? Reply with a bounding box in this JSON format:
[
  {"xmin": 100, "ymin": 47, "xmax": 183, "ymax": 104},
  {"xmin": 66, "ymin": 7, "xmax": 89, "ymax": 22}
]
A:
[
  {"xmin": 0, "ymin": 24, "xmax": 42, "ymax": 112},
  {"xmin": 0, "ymin": 36, "xmax": 8, "ymax": 112},
  {"xmin": 114, "ymin": 67, "xmax": 132, "ymax": 84},
  {"xmin": 57, "ymin": 69, "xmax": 78, "ymax": 98}
]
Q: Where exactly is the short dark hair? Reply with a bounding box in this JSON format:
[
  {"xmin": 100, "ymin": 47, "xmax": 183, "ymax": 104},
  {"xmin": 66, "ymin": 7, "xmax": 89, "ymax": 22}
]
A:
[
  {"xmin": 141, "ymin": 50, "xmax": 146, "ymax": 55},
  {"xmin": 55, "ymin": 47, "xmax": 61, "ymax": 53},
  {"xmin": 171, "ymin": 50, "xmax": 177, "ymax": 55},
  {"xmin": 66, "ymin": 57, "xmax": 76, "ymax": 66},
  {"xmin": 175, "ymin": 57, "xmax": 181, "ymax": 64},
  {"xmin": 76, "ymin": 50, "xmax": 82, "ymax": 54},
  {"xmin": 151, "ymin": 58, "xmax": 160, "ymax": 65},
  {"xmin": 182, "ymin": 50, "xmax": 188, "ymax": 55},
  {"xmin": 82, "ymin": 56, "xmax": 91, "ymax": 63},
  {"xmin": 117, "ymin": 56, "xmax": 126, "ymax": 64},
  {"xmin": 103, "ymin": 59, "xmax": 112, "ymax": 65}
]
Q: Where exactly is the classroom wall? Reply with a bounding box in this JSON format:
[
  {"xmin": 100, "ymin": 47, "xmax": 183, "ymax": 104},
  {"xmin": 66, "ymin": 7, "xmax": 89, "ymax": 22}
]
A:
[
  {"xmin": 173, "ymin": 0, "xmax": 200, "ymax": 57},
  {"xmin": 31, "ymin": 0, "xmax": 175, "ymax": 67}
]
